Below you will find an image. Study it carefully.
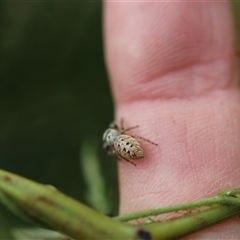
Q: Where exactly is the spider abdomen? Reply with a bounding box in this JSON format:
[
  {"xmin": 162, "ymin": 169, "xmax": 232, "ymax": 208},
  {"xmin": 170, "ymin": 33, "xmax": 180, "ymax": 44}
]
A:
[{"xmin": 114, "ymin": 135, "xmax": 144, "ymax": 159}]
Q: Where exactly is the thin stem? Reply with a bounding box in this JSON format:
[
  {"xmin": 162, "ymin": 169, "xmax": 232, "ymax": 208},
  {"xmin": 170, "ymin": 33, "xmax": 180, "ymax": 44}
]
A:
[
  {"xmin": 114, "ymin": 193, "xmax": 240, "ymax": 222},
  {"xmin": 143, "ymin": 202, "xmax": 240, "ymax": 239}
]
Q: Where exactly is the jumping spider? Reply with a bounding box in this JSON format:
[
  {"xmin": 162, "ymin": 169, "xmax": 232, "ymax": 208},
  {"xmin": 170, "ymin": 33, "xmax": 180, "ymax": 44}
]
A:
[{"xmin": 103, "ymin": 119, "xmax": 158, "ymax": 166}]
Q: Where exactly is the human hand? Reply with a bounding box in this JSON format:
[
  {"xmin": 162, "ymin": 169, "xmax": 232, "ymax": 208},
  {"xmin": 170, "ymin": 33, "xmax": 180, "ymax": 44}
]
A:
[{"xmin": 104, "ymin": 2, "xmax": 240, "ymax": 239}]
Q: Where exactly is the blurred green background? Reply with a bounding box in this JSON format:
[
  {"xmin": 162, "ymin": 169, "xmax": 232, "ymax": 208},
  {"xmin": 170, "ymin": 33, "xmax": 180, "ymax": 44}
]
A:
[
  {"xmin": 0, "ymin": 2, "xmax": 118, "ymax": 239},
  {"xmin": 0, "ymin": 2, "xmax": 239, "ymax": 239}
]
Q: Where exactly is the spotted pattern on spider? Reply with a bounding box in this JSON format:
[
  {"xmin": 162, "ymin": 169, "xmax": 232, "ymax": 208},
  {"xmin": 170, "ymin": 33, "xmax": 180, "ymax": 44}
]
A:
[{"xmin": 103, "ymin": 119, "xmax": 158, "ymax": 166}]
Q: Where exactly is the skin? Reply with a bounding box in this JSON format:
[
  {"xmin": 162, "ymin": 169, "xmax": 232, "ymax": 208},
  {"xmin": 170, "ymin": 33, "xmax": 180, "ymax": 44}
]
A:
[{"xmin": 104, "ymin": 1, "xmax": 240, "ymax": 239}]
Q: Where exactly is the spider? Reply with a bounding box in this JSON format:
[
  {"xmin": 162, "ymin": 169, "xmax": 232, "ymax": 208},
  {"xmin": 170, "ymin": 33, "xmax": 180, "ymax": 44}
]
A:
[{"xmin": 103, "ymin": 119, "xmax": 158, "ymax": 166}]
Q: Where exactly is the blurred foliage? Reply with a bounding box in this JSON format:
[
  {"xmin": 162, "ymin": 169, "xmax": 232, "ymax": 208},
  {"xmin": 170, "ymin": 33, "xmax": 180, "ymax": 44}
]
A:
[
  {"xmin": 0, "ymin": 2, "xmax": 118, "ymax": 239},
  {"xmin": 0, "ymin": 2, "xmax": 239, "ymax": 239},
  {"xmin": 80, "ymin": 137, "xmax": 112, "ymax": 214}
]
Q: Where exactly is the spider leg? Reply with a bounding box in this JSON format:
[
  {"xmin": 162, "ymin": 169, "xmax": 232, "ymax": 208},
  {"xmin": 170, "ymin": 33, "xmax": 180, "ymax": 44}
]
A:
[
  {"xmin": 123, "ymin": 125, "xmax": 139, "ymax": 133},
  {"xmin": 115, "ymin": 154, "xmax": 136, "ymax": 167},
  {"xmin": 120, "ymin": 118, "xmax": 124, "ymax": 131},
  {"xmin": 120, "ymin": 118, "xmax": 139, "ymax": 133},
  {"xmin": 132, "ymin": 134, "xmax": 158, "ymax": 146}
]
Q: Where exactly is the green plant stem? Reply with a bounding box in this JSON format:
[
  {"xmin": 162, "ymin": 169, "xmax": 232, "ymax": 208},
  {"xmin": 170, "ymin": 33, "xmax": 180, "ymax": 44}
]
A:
[
  {"xmin": 219, "ymin": 189, "xmax": 240, "ymax": 196},
  {"xmin": 142, "ymin": 203, "xmax": 240, "ymax": 239},
  {"xmin": 0, "ymin": 169, "xmax": 240, "ymax": 240},
  {"xmin": 114, "ymin": 194, "xmax": 240, "ymax": 222},
  {"xmin": 0, "ymin": 169, "xmax": 137, "ymax": 239}
]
